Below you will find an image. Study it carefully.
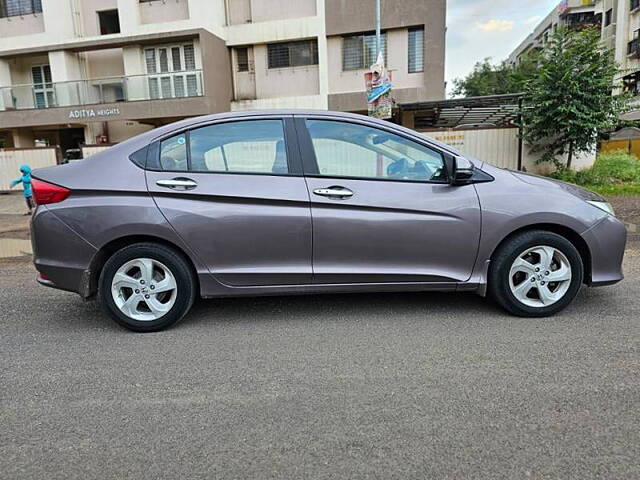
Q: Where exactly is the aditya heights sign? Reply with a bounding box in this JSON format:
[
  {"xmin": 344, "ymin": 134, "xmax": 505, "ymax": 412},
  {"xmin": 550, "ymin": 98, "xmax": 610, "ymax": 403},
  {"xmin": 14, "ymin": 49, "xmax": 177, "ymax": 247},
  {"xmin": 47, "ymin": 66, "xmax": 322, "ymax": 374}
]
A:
[{"xmin": 68, "ymin": 107, "xmax": 121, "ymax": 119}]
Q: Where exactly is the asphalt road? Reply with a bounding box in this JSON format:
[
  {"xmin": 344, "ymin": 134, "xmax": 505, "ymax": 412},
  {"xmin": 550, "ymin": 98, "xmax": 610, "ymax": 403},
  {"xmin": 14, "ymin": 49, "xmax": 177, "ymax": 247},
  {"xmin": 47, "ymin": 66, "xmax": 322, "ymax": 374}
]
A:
[{"xmin": 1, "ymin": 248, "xmax": 639, "ymax": 480}]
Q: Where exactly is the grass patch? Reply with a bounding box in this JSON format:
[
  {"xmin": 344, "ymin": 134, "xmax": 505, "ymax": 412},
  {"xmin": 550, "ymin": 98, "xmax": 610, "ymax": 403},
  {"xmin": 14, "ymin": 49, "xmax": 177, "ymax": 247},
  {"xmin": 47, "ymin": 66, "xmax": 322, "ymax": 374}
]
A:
[
  {"xmin": 583, "ymin": 184, "xmax": 640, "ymax": 196},
  {"xmin": 547, "ymin": 150, "xmax": 640, "ymax": 196}
]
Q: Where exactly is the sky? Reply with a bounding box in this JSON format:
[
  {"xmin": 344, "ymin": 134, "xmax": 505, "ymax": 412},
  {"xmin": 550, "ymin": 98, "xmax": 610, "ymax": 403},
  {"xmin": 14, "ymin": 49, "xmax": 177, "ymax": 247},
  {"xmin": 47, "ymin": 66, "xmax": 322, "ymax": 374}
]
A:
[{"xmin": 445, "ymin": 0, "xmax": 559, "ymax": 96}]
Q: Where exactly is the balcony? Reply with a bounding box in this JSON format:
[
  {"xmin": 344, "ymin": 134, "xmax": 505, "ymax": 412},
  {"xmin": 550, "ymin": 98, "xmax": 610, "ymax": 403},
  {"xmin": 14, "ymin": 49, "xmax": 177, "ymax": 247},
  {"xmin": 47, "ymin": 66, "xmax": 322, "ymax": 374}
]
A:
[
  {"xmin": 0, "ymin": 71, "xmax": 203, "ymax": 111},
  {"xmin": 629, "ymin": 38, "xmax": 640, "ymax": 57},
  {"xmin": 623, "ymin": 71, "xmax": 640, "ymax": 97},
  {"xmin": 564, "ymin": 12, "xmax": 602, "ymax": 31}
]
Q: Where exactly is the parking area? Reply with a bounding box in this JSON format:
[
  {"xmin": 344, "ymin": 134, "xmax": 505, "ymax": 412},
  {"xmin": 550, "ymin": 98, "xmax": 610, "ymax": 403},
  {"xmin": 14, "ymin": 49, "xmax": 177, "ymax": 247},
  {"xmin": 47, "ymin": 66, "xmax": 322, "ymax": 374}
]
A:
[{"xmin": 1, "ymin": 231, "xmax": 639, "ymax": 478}]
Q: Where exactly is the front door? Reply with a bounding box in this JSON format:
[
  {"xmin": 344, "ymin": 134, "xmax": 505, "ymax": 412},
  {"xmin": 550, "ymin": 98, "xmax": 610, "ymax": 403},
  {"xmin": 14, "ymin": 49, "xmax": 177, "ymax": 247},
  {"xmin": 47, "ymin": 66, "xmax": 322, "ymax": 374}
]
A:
[
  {"xmin": 146, "ymin": 117, "xmax": 312, "ymax": 287},
  {"xmin": 297, "ymin": 117, "xmax": 481, "ymax": 284}
]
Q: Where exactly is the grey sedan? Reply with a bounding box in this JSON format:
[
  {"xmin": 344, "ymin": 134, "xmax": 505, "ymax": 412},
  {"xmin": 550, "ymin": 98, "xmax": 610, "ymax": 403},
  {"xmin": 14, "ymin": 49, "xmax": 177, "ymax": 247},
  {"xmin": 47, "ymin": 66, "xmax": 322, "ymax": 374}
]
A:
[{"xmin": 29, "ymin": 110, "xmax": 627, "ymax": 331}]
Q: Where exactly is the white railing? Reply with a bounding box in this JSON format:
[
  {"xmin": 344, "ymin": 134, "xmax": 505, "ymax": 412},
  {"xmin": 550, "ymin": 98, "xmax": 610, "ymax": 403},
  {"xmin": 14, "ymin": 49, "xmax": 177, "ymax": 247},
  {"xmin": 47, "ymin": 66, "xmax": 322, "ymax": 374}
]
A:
[{"xmin": 0, "ymin": 70, "xmax": 203, "ymax": 111}]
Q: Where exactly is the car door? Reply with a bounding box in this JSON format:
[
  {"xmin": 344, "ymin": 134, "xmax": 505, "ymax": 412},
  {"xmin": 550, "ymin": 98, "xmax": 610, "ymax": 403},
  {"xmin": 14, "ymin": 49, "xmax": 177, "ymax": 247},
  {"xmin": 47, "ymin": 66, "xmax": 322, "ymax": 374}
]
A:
[
  {"xmin": 146, "ymin": 116, "xmax": 312, "ymax": 287},
  {"xmin": 296, "ymin": 116, "xmax": 481, "ymax": 284}
]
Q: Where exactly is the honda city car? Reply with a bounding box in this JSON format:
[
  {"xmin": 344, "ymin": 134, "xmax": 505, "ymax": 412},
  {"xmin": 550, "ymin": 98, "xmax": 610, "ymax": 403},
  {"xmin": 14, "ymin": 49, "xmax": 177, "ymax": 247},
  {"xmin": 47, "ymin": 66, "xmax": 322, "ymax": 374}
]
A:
[{"xmin": 29, "ymin": 110, "xmax": 627, "ymax": 332}]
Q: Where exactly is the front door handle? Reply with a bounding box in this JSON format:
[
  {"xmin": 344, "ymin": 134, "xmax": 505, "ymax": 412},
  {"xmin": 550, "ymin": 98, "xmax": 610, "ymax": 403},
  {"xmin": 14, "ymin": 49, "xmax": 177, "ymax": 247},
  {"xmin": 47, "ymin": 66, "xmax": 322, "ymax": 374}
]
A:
[
  {"xmin": 156, "ymin": 178, "xmax": 198, "ymax": 190},
  {"xmin": 313, "ymin": 186, "xmax": 354, "ymax": 199}
]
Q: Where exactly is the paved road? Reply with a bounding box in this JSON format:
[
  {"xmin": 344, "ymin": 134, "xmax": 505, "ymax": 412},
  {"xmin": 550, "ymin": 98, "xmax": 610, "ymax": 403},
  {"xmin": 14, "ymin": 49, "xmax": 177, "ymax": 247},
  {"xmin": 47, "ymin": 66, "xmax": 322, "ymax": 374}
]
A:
[{"xmin": 1, "ymin": 249, "xmax": 639, "ymax": 480}]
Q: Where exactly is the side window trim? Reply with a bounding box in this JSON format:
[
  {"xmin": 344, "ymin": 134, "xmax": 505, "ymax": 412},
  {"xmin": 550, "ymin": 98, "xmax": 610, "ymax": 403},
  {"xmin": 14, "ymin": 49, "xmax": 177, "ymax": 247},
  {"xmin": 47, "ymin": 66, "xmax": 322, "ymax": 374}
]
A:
[
  {"xmin": 148, "ymin": 116, "xmax": 303, "ymax": 176},
  {"xmin": 295, "ymin": 117, "xmax": 450, "ymax": 183}
]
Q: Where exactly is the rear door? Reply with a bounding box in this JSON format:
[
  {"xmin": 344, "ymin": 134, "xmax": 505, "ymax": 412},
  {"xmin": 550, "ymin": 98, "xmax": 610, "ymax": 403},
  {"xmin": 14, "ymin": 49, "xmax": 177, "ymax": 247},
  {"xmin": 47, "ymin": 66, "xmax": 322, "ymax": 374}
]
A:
[
  {"xmin": 296, "ymin": 116, "xmax": 481, "ymax": 284},
  {"xmin": 146, "ymin": 116, "xmax": 312, "ymax": 286}
]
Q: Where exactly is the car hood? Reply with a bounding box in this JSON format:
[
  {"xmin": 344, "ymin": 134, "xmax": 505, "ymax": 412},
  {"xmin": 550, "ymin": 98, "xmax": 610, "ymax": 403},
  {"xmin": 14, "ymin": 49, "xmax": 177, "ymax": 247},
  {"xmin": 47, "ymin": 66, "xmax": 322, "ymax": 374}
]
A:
[{"xmin": 509, "ymin": 170, "xmax": 606, "ymax": 202}]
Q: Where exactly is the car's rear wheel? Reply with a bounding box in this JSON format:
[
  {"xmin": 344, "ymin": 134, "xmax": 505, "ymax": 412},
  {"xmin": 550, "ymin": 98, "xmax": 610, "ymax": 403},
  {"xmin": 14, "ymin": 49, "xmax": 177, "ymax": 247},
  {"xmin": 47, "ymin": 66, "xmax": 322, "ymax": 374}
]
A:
[
  {"xmin": 489, "ymin": 230, "xmax": 584, "ymax": 317},
  {"xmin": 98, "ymin": 243, "xmax": 196, "ymax": 332}
]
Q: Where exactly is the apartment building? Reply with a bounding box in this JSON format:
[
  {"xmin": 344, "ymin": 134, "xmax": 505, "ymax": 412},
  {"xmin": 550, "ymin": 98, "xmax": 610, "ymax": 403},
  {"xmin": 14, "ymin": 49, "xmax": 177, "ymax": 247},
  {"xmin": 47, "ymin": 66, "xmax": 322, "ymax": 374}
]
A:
[
  {"xmin": 597, "ymin": 0, "xmax": 640, "ymax": 102},
  {"xmin": 508, "ymin": 0, "xmax": 600, "ymax": 65},
  {"xmin": 0, "ymin": 0, "xmax": 445, "ymax": 156}
]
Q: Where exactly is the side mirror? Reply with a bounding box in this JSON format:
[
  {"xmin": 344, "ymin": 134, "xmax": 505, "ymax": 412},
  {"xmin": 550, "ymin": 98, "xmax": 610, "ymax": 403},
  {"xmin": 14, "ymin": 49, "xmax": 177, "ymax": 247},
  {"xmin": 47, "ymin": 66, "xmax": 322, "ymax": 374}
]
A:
[{"xmin": 450, "ymin": 155, "xmax": 475, "ymax": 186}]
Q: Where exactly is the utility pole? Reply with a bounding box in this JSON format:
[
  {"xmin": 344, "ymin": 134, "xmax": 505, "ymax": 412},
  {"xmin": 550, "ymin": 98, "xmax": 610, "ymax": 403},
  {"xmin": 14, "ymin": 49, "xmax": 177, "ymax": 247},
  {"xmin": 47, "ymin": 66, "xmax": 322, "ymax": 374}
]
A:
[{"xmin": 375, "ymin": 0, "xmax": 381, "ymax": 57}]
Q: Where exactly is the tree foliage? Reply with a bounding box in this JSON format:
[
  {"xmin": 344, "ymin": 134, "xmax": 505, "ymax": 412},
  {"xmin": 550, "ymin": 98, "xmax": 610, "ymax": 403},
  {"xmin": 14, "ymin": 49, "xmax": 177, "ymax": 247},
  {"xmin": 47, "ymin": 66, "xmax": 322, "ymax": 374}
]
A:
[
  {"xmin": 522, "ymin": 27, "xmax": 627, "ymax": 169},
  {"xmin": 451, "ymin": 55, "xmax": 538, "ymax": 98}
]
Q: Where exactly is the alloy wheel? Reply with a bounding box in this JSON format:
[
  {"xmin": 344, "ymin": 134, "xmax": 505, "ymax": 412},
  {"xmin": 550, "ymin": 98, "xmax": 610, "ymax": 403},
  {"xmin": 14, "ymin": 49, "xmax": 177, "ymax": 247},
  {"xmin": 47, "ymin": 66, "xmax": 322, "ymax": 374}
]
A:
[
  {"xmin": 111, "ymin": 258, "xmax": 178, "ymax": 321},
  {"xmin": 508, "ymin": 245, "xmax": 572, "ymax": 308}
]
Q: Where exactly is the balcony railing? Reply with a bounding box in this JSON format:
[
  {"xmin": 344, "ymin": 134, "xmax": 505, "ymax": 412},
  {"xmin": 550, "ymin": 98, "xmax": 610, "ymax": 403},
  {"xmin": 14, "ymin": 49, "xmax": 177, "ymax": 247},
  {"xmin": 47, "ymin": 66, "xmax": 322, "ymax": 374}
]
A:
[
  {"xmin": 0, "ymin": 70, "xmax": 203, "ymax": 111},
  {"xmin": 629, "ymin": 38, "xmax": 640, "ymax": 57}
]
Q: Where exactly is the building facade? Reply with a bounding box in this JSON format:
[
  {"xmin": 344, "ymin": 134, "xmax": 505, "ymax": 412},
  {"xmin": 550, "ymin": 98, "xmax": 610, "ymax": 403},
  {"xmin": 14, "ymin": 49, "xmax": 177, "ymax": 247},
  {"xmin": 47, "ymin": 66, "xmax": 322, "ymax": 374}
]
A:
[
  {"xmin": 508, "ymin": 0, "xmax": 600, "ymax": 65},
  {"xmin": 597, "ymin": 0, "xmax": 640, "ymax": 107},
  {"xmin": 0, "ymin": 0, "xmax": 445, "ymax": 156},
  {"xmin": 508, "ymin": 0, "xmax": 640, "ymax": 119}
]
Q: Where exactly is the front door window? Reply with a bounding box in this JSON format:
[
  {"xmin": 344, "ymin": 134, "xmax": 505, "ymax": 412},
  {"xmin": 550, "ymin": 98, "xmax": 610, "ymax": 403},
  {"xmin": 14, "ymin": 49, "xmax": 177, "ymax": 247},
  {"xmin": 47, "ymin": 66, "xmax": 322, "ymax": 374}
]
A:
[{"xmin": 305, "ymin": 120, "xmax": 447, "ymax": 183}]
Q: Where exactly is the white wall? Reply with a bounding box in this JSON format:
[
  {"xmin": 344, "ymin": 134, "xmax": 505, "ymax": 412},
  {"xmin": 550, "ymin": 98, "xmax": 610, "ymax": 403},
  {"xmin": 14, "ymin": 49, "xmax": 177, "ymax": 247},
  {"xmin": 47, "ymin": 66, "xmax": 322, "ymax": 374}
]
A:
[
  {"xmin": 0, "ymin": 147, "xmax": 58, "ymax": 192},
  {"xmin": 422, "ymin": 128, "xmax": 596, "ymax": 173}
]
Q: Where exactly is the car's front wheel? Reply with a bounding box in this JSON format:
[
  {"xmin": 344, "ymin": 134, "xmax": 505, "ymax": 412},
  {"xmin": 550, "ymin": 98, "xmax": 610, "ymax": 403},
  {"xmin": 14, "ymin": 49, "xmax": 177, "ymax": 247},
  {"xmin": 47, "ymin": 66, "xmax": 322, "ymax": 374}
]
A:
[
  {"xmin": 98, "ymin": 243, "xmax": 196, "ymax": 332},
  {"xmin": 489, "ymin": 230, "xmax": 584, "ymax": 317}
]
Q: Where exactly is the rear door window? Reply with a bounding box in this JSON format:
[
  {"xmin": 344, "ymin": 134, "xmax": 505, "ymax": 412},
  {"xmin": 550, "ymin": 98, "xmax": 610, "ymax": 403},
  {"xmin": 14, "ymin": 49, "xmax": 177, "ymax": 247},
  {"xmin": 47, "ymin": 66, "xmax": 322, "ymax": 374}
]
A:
[
  {"xmin": 188, "ymin": 120, "xmax": 289, "ymax": 175},
  {"xmin": 159, "ymin": 133, "xmax": 188, "ymax": 171}
]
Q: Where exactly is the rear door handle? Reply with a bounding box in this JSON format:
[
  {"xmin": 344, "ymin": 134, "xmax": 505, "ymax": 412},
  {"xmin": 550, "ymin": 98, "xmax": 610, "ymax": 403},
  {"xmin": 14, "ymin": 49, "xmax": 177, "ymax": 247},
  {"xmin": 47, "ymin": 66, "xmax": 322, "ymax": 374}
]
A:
[
  {"xmin": 156, "ymin": 178, "xmax": 198, "ymax": 190},
  {"xmin": 313, "ymin": 187, "xmax": 354, "ymax": 199}
]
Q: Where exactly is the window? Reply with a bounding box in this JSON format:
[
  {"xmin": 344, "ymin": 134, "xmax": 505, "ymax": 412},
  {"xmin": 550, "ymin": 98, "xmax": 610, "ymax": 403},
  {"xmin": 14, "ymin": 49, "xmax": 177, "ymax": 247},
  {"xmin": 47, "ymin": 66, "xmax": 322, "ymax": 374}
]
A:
[
  {"xmin": 267, "ymin": 40, "xmax": 318, "ymax": 69},
  {"xmin": 160, "ymin": 134, "xmax": 188, "ymax": 171},
  {"xmin": 236, "ymin": 47, "xmax": 250, "ymax": 72},
  {"xmin": 342, "ymin": 32, "xmax": 387, "ymax": 70},
  {"xmin": 188, "ymin": 120, "xmax": 288, "ymax": 174},
  {"xmin": 145, "ymin": 44, "xmax": 200, "ymax": 99},
  {"xmin": 98, "ymin": 9, "xmax": 121, "ymax": 35},
  {"xmin": 604, "ymin": 9, "xmax": 612, "ymax": 27},
  {"xmin": 408, "ymin": 27, "xmax": 424, "ymax": 73},
  {"xmin": 306, "ymin": 120, "xmax": 446, "ymax": 183},
  {"xmin": 1, "ymin": 0, "xmax": 42, "ymax": 18},
  {"xmin": 31, "ymin": 65, "xmax": 54, "ymax": 109}
]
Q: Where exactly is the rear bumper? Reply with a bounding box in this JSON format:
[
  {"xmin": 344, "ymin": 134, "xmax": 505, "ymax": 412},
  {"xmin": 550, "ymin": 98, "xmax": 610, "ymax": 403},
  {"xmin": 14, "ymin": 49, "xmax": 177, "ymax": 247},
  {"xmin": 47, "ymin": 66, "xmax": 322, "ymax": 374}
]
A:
[
  {"xmin": 582, "ymin": 215, "xmax": 627, "ymax": 287},
  {"xmin": 31, "ymin": 207, "xmax": 97, "ymax": 295}
]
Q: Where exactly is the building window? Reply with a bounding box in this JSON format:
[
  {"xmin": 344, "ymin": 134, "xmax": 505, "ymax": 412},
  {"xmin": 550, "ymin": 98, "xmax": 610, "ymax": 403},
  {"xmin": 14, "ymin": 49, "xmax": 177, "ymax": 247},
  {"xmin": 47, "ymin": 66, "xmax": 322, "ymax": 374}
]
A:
[
  {"xmin": 98, "ymin": 9, "xmax": 121, "ymax": 35},
  {"xmin": 604, "ymin": 9, "xmax": 612, "ymax": 27},
  {"xmin": 0, "ymin": 0, "xmax": 42, "ymax": 18},
  {"xmin": 31, "ymin": 65, "xmax": 55, "ymax": 109},
  {"xmin": 267, "ymin": 40, "xmax": 319, "ymax": 69},
  {"xmin": 408, "ymin": 27, "xmax": 424, "ymax": 73},
  {"xmin": 236, "ymin": 47, "xmax": 250, "ymax": 72},
  {"xmin": 144, "ymin": 44, "xmax": 200, "ymax": 99},
  {"xmin": 342, "ymin": 32, "xmax": 387, "ymax": 71}
]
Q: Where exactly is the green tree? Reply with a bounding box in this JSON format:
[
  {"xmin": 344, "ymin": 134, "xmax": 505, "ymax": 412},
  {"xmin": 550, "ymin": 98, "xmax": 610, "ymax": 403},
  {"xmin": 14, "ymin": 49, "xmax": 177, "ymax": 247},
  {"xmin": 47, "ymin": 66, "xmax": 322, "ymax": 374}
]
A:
[
  {"xmin": 522, "ymin": 27, "xmax": 627, "ymax": 169},
  {"xmin": 451, "ymin": 55, "xmax": 537, "ymax": 98}
]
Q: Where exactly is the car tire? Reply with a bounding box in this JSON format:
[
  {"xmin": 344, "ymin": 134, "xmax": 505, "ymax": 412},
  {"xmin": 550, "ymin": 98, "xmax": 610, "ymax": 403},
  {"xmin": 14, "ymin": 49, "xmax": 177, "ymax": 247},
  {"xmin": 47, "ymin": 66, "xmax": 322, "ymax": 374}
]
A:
[
  {"xmin": 488, "ymin": 230, "xmax": 584, "ymax": 317},
  {"xmin": 98, "ymin": 243, "xmax": 197, "ymax": 332}
]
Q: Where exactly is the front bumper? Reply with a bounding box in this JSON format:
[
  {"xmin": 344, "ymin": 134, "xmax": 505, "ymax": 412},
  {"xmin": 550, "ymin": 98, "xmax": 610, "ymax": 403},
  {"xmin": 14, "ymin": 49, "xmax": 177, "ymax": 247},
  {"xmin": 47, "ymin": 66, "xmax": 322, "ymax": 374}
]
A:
[{"xmin": 582, "ymin": 215, "xmax": 627, "ymax": 287}]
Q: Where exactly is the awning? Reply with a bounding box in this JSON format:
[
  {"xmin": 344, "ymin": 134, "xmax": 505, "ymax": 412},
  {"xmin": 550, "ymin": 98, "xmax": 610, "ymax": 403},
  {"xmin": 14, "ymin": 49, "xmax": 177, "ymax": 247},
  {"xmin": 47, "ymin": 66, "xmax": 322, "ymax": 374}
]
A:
[{"xmin": 399, "ymin": 93, "xmax": 523, "ymax": 130}]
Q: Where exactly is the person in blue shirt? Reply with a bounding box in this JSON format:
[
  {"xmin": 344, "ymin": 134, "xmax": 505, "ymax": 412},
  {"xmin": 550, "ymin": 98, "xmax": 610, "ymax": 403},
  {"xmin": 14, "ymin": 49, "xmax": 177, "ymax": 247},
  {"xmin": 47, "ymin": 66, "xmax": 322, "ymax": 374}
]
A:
[{"xmin": 9, "ymin": 165, "xmax": 34, "ymax": 215}]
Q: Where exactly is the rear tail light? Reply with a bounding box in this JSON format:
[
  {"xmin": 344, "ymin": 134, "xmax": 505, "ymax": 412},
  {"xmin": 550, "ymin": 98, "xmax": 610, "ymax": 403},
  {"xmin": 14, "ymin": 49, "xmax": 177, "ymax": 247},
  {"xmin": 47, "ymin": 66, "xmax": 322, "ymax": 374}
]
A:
[{"xmin": 32, "ymin": 179, "xmax": 70, "ymax": 205}]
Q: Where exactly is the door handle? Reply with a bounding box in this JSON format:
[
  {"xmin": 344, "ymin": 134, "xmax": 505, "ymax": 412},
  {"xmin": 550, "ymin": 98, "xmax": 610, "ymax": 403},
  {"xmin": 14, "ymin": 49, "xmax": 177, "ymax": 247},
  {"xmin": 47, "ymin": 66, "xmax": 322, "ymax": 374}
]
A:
[
  {"xmin": 313, "ymin": 187, "xmax": 354, "ymax": 198},
  {"xmin": 156, "ymin": 178, "xmax": 198, "ymax": 190}
]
